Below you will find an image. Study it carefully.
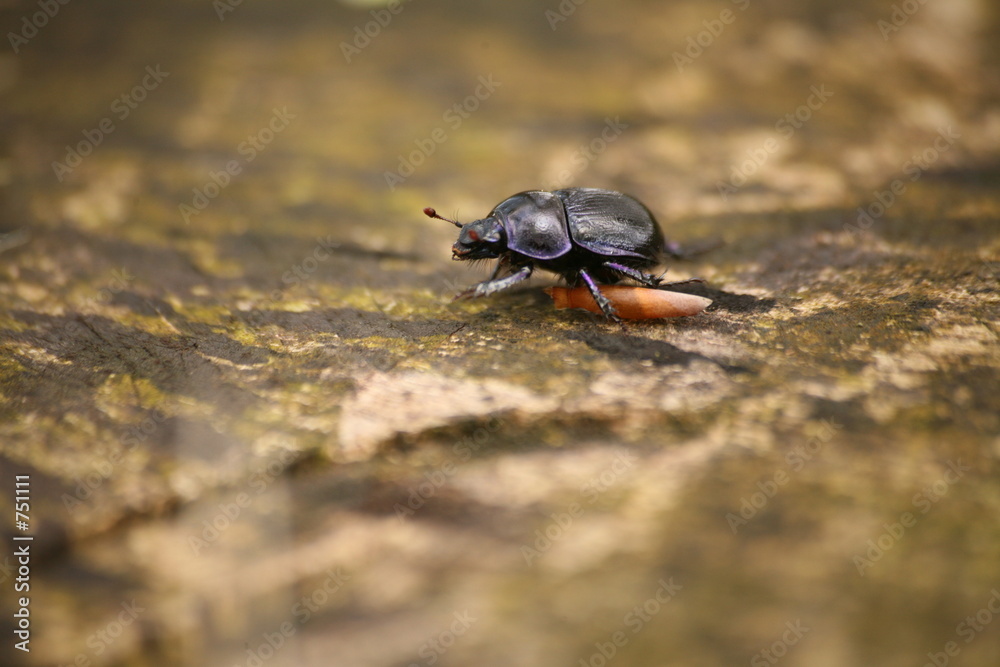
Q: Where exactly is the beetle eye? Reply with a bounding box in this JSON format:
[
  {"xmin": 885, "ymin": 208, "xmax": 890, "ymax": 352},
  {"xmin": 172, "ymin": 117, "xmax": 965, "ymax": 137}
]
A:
[{"xmin": 467, "ymin": 230, "xmax": 480, "ymax": 242}]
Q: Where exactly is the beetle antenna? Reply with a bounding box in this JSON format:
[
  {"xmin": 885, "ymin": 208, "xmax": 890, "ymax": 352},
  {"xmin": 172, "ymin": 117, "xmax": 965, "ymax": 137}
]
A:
[{"xmin": 423, "ymin": 207, "xmax": 463, "ymax": 228}]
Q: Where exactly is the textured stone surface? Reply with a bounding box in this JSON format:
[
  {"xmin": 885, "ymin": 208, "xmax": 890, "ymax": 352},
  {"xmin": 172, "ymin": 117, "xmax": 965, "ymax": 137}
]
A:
[{"xmin": 0, "ymin": 1, "xmax": 998, "ymax": 666}]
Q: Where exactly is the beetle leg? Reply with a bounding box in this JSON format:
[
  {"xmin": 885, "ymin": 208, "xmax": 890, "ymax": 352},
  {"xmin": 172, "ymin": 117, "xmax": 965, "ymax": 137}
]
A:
[
  {"xmin": 579, "ymin": 268, "xmax": 620, "ymax": 322},
  {"xmin": 455, "ymin": 265, "xmax": 533, "ymax": 300},
  {"xmin": 603, "ymin": 261, "xmax": 662, "ymax": 288},
  {"xmin": 488, "ymin": 258, "xmax": 508, "ymax": 281}
]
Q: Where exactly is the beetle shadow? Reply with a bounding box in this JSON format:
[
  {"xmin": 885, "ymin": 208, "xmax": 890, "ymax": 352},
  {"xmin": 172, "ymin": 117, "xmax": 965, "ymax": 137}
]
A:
[
  {"xmin": 566, "ymin": 329, "xmax": 710, "ymax": 366},
  {"xmin": 660, "ymin": 283, "xmax": 777, "ymax": 315}
]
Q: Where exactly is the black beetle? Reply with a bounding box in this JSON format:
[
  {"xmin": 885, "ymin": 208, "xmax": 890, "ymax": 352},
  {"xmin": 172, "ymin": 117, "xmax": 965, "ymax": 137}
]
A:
[{"xmin": 424, "ymin": 188, "xmax": 690, "ymax": 320}]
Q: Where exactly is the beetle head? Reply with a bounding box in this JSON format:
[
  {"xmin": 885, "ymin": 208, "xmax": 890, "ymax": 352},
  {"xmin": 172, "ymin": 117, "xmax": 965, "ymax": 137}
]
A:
[
  {"xmin": 423, "ymin": 206, "xmax": 505, "ymax": 261},
  {"xmin": 452, "ymin": 217, "xmax": 505, "ymax": 260}
]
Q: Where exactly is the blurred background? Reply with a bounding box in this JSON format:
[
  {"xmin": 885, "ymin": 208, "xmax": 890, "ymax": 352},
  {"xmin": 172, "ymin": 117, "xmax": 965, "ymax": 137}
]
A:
[{"xmin": 1, "ymin": 0, "xmax": 999, "ymax": 665}]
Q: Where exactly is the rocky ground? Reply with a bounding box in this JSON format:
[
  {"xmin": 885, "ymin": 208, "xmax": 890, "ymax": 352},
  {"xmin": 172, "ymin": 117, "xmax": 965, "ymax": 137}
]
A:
[{"xmin": 0, "ymin": 0, "xmax": 998, "ymax": 665}]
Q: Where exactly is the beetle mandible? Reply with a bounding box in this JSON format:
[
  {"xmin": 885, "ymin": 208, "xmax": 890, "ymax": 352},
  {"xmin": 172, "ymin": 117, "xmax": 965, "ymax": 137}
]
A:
[{"xmin": 424, "ymin": 188, "xmax": 689, "ymax": 321}]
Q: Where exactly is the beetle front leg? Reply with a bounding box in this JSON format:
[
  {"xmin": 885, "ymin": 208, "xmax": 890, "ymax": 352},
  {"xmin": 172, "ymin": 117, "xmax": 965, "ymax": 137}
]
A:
[
  {"xmin": 603, "ymin": 261, "xmax": 662, "ymax": 287},
  {"xmin": 488, "ymin": 257, "xmax": 509, "ymax": 281},
  {"xmin": 455, "ymin": 265, "xmax": 533, "ymax": 300},
  {"xmin": 579, "ymin": 268, "xmax": 620, "ymax": 322}
]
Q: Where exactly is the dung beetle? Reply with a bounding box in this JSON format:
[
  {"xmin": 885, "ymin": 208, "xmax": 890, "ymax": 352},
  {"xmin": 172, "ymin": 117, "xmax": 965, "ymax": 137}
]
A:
[{"xmin": 424, "ymin": 188, "xmax": 691, "ymax": 321}]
